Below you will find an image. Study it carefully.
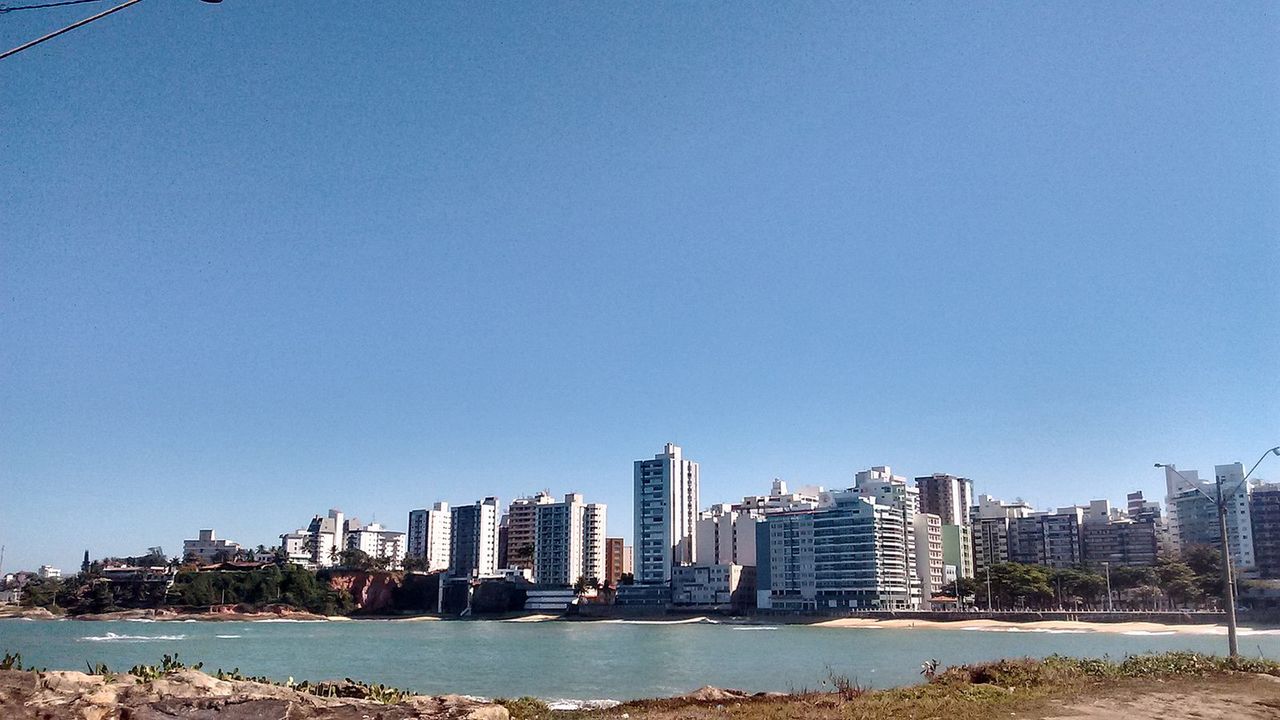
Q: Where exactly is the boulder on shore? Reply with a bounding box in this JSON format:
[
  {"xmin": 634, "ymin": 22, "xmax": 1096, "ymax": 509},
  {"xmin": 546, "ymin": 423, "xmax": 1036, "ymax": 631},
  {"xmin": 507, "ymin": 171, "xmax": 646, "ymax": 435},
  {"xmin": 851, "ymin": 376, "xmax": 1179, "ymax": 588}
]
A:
[{"xmin": 681, "ymin": 685, "xmax": 752, "ymax": 701}]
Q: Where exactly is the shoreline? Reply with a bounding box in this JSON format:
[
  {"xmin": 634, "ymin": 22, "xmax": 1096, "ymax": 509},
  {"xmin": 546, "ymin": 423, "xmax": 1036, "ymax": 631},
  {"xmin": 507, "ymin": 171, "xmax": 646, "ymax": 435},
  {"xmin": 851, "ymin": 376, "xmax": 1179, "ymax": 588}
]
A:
[{"xmin": 5, "ymin": 606, "xmax": 1279, "ymax": 636}]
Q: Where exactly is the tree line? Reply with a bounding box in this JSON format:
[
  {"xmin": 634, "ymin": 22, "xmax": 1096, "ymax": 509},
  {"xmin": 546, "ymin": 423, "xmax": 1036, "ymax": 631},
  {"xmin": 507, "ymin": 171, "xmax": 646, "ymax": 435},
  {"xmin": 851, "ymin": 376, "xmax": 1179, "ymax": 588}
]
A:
[{"xmin": 941, "ymin": 546, "xmax": 1231, "ymax": 611}]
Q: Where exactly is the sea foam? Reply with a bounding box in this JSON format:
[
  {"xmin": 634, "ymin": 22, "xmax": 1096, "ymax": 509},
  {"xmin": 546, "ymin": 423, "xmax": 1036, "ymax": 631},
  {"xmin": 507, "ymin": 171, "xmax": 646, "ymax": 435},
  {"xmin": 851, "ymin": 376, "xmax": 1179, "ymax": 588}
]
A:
[{"xmin": 81, "ymin": 632, "xmax": 186, "ymax": 642}]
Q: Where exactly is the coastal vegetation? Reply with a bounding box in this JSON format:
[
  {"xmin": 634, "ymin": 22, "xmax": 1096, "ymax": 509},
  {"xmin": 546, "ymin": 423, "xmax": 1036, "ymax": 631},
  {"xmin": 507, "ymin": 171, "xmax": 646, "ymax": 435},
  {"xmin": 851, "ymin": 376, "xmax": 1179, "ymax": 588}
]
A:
[
  {"xmin": 16, "ymin": 561, "xmax": 355, "ymax": 616},
  {"xmin": 3, "ymin": 650, "xmax": 1278, "ymax": 719},
  {"xmin": 495, "ymin": 652, "xmax": 1280, "ymax": 719},
  {"xmin": 940, "ymin": 546, "xmax": 1230, "ymax": 610}
]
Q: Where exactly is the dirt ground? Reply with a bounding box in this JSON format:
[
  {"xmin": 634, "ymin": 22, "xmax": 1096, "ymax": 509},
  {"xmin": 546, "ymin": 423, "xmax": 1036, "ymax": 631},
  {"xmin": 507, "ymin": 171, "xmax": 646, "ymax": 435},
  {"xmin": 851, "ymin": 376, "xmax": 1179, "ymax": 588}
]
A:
[
  {"xmin": 1037, "ymin": 673, "xmax": 1280, "ymax": 720},
  {"xmin": 584, "ymin": 673, "xmax": 1280, "ymax": 720}
]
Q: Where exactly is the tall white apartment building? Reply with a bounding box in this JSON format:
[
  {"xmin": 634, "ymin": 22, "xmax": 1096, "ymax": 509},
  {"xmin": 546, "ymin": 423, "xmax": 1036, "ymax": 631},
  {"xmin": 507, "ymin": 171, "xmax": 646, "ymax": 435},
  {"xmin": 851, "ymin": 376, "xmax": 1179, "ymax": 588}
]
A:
[
  {"xmin": 758, "ymin": 490, "xmax": 919, "ymax": 610},
  {"xmin": 1166, "ymin": 463, "xmax": 1255, "ymax": 570},
  {"xmin": 853, "ymin": 467, "xmax": 921, "ymax": 605},
  {"xmin": 450, "ymin": 497, "xmax": 500, "ymax": 578},
  {"xmin": 533, "ymin": 493, "xmax": 607, "ymax": 587},
  {"xmin": 694, "ymin": 504, "xmax": 759, "ymax": 566},
  {"xmin": 307, "ymin": 509, "xmax": 348, "ymax": 568},
  {"xmin": 407, "ymin": 502, "xmax": 452, "ymax": 571},
  {"xmin": 913, "ymin": 513, "xmax": 944, "ymax": 599},
  {"xmin": 634, "ymin": 443, "xmax": 700, "ymax": 584},
  {"xmin": 583, "ymin": 502, "xmax": 606, "ymax": 584},
  {"xmin": 346, "ymin": 523, "xmax": 407, "ymax": 569},
  {"xmin": 1216, "ymin": 463, "xmax": 1255, "ymax": 570},
  {"xmin": 855, "ymin": 466, "xmax": 920, "ymax": 515}
]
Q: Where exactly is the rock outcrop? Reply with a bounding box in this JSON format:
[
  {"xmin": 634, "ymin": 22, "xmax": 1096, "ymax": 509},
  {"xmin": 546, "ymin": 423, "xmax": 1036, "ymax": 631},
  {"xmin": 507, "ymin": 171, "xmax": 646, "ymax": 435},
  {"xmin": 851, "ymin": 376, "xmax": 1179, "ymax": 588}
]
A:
[
  {"xmin": 0, "ymin": 669, "xmax": 508, "ymax": 719},
  {"xmin": 328, "ymin": 572, "xmax": 400, "ymax": 614}
]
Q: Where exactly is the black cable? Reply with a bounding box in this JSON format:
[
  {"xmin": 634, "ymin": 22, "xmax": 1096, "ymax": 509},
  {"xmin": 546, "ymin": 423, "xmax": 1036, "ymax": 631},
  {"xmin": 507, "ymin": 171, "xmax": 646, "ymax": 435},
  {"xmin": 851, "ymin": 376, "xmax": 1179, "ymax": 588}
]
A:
[{"xmin": 0, "ymin": 0, "xmax": 106, "ymax": 14}]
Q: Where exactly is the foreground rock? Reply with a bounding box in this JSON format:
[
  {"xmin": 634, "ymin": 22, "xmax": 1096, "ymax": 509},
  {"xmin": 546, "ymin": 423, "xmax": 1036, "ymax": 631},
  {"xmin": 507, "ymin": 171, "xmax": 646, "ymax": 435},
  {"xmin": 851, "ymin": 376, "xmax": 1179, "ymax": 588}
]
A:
[
  {"xmin": 0, "ymin": 607, "xmax": 58, "ymax": 620},
  {"xmin": 0, "ymin": 669, "xmax": 508, "ymax": 719}
]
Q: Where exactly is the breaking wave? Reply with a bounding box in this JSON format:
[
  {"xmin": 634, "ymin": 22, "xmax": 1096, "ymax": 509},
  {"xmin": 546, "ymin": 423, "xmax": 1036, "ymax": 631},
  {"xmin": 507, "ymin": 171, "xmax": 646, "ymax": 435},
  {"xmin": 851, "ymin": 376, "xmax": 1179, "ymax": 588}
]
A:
[
  {"xmin": 599, "ymin": 617, "xmax": 718, "ymax": 625},
  {"xmin": 80, "ymin": 632, "xmax": 186, "ymax": 642},
  {"xmin": 545, "ymin": 699, "xmax": 622, "ymax": 711}
]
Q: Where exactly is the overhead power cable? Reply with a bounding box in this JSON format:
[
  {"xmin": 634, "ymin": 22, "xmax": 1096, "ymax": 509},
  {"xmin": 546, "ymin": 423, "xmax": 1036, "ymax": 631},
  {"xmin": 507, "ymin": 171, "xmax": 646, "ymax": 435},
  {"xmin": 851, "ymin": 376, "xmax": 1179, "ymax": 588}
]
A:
[{"xmin": 0, "ymin": 0, "xmax": 106, "ymax": 14}]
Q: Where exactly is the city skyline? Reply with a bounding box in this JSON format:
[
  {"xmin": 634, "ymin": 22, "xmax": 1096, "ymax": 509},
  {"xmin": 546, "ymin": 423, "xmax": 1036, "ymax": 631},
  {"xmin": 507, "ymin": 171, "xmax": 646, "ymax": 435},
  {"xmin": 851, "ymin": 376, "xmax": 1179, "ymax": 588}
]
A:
[
  {"xmin": 4, "ymin": 4, "xmax": 1277, "ymax": 575},
  {"xmin": 3, "ymin": 443, "xmax": 1268, "ymax": 575}
]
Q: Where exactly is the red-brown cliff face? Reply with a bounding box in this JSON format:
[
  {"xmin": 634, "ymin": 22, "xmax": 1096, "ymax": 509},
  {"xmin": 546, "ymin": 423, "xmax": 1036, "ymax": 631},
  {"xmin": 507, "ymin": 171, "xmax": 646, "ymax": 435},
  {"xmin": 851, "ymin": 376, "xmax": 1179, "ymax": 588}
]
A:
[{"xmin": 327, "ymin": 572, "xmax": 400, "ymax": 613}]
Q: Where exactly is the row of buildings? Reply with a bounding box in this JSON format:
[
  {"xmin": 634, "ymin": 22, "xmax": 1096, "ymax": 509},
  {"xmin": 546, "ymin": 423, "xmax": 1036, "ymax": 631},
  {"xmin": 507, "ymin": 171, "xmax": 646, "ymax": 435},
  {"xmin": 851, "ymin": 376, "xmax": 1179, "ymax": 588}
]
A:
[
  {"xmin": 625, "ymin": 445, "xmax": 1278, "ymax": 611},
  {"xmin": 156, "ymin": 444, "xmax": 1277, "ymax": 613}
]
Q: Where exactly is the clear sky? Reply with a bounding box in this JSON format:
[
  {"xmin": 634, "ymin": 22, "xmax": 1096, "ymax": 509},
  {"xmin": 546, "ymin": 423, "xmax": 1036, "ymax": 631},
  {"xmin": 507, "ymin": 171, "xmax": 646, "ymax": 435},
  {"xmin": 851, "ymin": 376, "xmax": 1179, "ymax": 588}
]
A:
[{"xmin": 2, "ymin": 2, "xmax": 1277, "ymax": 574}]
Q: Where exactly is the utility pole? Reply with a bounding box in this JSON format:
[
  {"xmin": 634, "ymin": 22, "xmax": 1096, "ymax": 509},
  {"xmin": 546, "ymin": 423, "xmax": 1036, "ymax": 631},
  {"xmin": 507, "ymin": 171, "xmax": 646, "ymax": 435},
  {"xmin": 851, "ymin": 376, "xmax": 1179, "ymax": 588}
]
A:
[
  {"xmin": 1102, "ymin": 561, "xmax": 1113, "ymax": 612},
  {"xmin": 1214, "ymin": 472, "xmax": 1239, "ymax": 658}
]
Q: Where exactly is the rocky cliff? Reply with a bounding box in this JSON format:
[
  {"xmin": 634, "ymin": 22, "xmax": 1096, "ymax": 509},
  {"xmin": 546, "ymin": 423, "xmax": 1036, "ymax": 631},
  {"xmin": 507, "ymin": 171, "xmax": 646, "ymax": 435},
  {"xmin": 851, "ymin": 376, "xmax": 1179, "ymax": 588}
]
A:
[{"xmin": 327, "ymin": 571, "xmax": 401, "ymax": 614}]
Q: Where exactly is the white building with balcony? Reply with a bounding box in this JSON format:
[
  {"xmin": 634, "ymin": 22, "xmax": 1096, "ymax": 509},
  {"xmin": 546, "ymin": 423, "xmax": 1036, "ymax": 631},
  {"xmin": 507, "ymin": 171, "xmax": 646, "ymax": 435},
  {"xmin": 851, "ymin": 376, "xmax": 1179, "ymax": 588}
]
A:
[
  {"xmin": 183, "ymin": 530, "xmax": 242, "ymax": 564},
  {"xmin": 408, "ymin": 502, "xmax": 452, "ymax": 571},
  {"xmin": 533, "ymin": 493, "xmax": 607, "ymax": 587}
]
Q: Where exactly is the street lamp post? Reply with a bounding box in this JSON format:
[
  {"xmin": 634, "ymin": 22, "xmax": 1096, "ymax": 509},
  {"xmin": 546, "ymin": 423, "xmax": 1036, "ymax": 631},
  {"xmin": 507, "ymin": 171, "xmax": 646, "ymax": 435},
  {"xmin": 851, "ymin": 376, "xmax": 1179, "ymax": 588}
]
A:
[
  {"xmin": 1157, "ymin": 446, "xmax": 1280, "ymax": 659},
  {"xmin": 0, "ymin": 0, "xmax": 221, "ymax": 62},
  {"xmin": 1102, "ymin": 561, "xmax": 1113, "ymax": 612}
]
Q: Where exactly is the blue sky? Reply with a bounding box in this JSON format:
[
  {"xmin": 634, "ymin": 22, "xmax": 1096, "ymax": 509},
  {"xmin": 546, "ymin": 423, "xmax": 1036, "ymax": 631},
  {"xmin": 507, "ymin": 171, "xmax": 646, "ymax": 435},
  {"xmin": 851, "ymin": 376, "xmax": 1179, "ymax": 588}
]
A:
[{"xmin": 2, "ymin": 2, "xmax": 1277, "ymax": 573}]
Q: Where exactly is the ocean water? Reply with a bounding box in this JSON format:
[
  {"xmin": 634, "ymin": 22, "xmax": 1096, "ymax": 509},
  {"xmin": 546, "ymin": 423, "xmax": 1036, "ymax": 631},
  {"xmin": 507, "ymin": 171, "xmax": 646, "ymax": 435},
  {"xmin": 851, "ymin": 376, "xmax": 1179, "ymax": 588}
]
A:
[{"xmin": 3, "ymin": 618, "xmax": 1280, "ymax": 703}]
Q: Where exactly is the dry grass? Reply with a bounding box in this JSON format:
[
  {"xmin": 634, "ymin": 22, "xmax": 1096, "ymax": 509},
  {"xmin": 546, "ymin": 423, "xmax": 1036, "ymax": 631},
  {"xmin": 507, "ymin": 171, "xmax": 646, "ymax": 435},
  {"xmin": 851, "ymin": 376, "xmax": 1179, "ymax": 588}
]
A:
[{"xmin": 500, "ymin": 652, "xmax": 1280, "ymax": 720}]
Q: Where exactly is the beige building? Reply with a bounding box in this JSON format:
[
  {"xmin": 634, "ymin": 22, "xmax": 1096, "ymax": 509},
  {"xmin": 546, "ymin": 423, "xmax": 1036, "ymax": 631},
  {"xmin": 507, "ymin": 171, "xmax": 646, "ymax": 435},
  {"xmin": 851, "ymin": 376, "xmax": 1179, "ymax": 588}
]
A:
[{"xmin": 504, "ymin": 492, "xmax": 554, "ymax": 570}]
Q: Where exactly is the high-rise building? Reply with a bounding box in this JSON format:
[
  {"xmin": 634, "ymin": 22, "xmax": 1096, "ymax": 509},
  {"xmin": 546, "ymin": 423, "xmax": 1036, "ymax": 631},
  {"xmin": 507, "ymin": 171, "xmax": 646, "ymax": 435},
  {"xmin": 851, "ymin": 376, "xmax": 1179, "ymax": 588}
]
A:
[
  {"xmin": 970, "ymin": 495, "xmax": 1032, "ymax": 575},
  {"xmin": 1250, "ymin": 483, "xmax": 1280, "ymax": 579},
  {"xmin": 583, "ymin": 502, "xmax": 606, "ymax": 584},
  {"xmin": 1166, "ymin": 463, "xmax": 1255, "ymax": 570},
  {"xmin": 533, "ymin": 493, "xmax": 607, "ymax": 587},
  {"xmin": 504, "ymin": 492, "xmax": 554, "ymax": 571},
  {"xmin": 1008, "ymin": 507, "xmax": 1085, "ymax": 569},
  {"xmin": 694, "ymin": 504, "xmax": 759, "ymax": 567},
  {"xmin": 915, "ymin": 474, "xmax": 973, "ymax": 527},
  {"xmin": 605, "ymin": 537, "xmax": 627, "ymax": 586},
  {"xmin": 854, "ymin": 466, "xmax": 921, "ymax": 600},
  {"xmin": 633, "ymin": 443, "xmax": 699, "ymax": 584},
  {"xmin": 1163, "ymin": 465, "xmax": 1203, "ymax": 553},
  {"xmin": 1126, "ymin": 491, "xmax": 1162, "ymax": 523},
  {"xmin": 346, "ymin": 523, "xmax": 407, "ymax": 569},
  {"xmin": 913, "ymin": 513, "xmax": 944, "ymax": 600},
  {"xmin": 757, "ymin": 490, "xmax": 918, "ymax": 610},
  {"xmin": 1081, "ymin": 519, "xmax": 1159, "ymax": 569},
  {"xmin": 855, "ymin": 466, "xmax": 920, "ymax": 515},
  {"xmin": 735, "ymin": 479, "xmax": 824, "ymax": 515},
  {"xmin": 407, "ymin": 502, "xmax": 452, "ymax": 572},
  {"xmin": 450, "ymin": 497, "xmax": 500, "ymax": 578},
  {"xmin": 940, "ymin": 524, "xmax": 974, "ymax": 579},
  {"xmin": 307, "ymin": 509, "xmax": 348, "ymax": 568}
]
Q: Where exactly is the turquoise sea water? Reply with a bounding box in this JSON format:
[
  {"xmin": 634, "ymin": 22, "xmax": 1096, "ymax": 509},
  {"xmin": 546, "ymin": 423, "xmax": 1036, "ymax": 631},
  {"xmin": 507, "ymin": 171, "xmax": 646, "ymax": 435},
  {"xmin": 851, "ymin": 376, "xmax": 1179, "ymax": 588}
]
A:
[{"xmin": 3, "ymin": 618, "xmax": 1280, "ymax": 703}]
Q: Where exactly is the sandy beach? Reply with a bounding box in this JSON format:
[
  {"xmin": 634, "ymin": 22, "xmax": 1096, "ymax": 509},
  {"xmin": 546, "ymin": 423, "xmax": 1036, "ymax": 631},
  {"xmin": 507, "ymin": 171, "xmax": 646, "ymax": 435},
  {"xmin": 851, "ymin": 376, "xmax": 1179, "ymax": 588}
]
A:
[{"xmin": 809, "ymin": 616, "xmax": 1280, "ymax": 635}]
